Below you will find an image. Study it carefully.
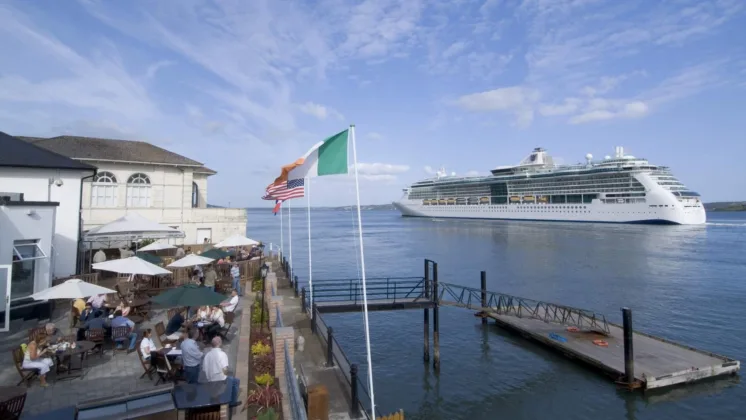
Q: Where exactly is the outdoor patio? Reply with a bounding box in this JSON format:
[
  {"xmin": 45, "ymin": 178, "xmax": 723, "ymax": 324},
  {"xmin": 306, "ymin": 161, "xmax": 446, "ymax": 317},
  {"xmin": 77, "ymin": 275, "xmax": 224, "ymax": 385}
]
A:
[{"xmin": 0, "ymin": 300, "xmax": 243, "ymax": 416}]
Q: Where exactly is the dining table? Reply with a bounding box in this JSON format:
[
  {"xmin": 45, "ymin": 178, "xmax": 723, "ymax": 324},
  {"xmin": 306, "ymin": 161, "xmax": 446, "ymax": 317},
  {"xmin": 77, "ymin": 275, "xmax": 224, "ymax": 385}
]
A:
[{"xmin": 50, "ymin": 340, "xmax": 96, "ymax": 378}]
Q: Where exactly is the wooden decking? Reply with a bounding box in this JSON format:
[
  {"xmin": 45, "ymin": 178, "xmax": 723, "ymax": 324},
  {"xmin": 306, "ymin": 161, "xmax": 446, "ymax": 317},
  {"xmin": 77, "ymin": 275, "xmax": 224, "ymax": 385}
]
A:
[{"xmin": 484, "ymin": 310, "xmax": 740, "ymax": 390}]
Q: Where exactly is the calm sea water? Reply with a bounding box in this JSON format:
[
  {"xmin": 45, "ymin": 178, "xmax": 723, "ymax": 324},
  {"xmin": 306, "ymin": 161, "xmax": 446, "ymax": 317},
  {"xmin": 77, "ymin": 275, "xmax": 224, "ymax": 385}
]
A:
[{"xmin": 247, "ymin": 208, "xmax": 746, "ymax": 420}]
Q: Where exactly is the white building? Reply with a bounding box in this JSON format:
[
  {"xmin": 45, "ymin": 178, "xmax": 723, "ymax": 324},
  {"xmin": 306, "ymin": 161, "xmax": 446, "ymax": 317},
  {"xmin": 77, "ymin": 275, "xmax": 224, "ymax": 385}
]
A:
[
  {"xmin": 21, "ymin": 135, "xmax": 248, "ymax": 246},
  {"xmin": 0, "ymin": 131, "xmax": 96, "ymax": 316}
]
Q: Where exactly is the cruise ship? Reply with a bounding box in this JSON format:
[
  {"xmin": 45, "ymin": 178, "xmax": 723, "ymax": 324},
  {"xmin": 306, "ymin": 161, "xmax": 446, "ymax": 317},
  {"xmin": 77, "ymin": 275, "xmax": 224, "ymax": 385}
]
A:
[{"xmin": 393, "ymin": 147, "xmax": 705, "ymax": 225}]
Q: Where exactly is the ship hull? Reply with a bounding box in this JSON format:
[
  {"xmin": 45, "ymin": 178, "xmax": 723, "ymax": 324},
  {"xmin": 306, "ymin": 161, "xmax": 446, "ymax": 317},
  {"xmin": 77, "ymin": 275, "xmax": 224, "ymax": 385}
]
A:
[{"xmin": 392, "ymin": 200, "xmax": 706, "ymax": 225}]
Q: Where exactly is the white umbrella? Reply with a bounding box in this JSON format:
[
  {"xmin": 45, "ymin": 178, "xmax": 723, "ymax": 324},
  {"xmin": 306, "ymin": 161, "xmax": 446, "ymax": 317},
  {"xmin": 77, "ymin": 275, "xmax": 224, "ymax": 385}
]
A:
[
  {"xmin": 214, "ymin": 234, "xmax": 259, "ymax": 248},
  {"xmin": 167, "ymin": 254, "xmax": 214, "ymax": 268},
  {"xmin": 30, "ymin": 279, "xmax": 116, "ymax": 301},
  {"xmin": 84, "ymin": 213, "xmax": 185, "ymax": 242},
  {"xmin": 138, "ymin": 242, "xmax": 176, "ymax": 252},
  {"xmin": 93, "ymin": 256, "xmax": 171, "ymax": 276}
]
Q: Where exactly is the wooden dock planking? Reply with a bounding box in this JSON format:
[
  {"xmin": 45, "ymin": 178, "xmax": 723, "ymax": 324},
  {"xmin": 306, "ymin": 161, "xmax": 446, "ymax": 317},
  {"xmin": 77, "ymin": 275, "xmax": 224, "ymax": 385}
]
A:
[{"xmin": 484, "ymin": 311, "xmax": 740, "ymax": 389}]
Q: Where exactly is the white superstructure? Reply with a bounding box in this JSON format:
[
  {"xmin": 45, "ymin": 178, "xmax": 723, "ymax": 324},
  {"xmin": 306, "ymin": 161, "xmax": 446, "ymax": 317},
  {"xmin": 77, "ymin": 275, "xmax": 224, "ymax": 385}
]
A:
[{"xmin": 393, "ymin": 147, "xmax": 705, "ymax": 225}]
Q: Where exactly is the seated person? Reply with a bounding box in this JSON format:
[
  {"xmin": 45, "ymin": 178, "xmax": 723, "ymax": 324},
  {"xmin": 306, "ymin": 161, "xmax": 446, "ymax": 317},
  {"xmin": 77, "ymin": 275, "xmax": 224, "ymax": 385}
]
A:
[
  {"xmin": 110, "ymin": 310, "xmax": 138, "ymax": 352},
  {"xmin": 22, "ymin": 337, "xmax": 54, "ymax": 387},
  {"xmin": 79, "ymin": 302, "xmax": 95, "ymax": 323},
  {"xmin": 77, "ymin": 311, "xmax": 109, "ymax": 340},
  {"xmin": 192, "ymin": 306, "xmax": 210, "ymax": 322},
  {"xmin": 205, "ymin": 306, "xmax": 225, "ymax": 341},
  {"xmin": 87, "ymin": 294, "xmax": 107, "ymax": 317},
  {"xmin": 114, "ymin": 301, "xmax": 131, "ymax": 317},
  {"xmin": 44, "ymin": 323, "xmax": 62, "ymax": 344},
  {"xmin": 165, "ymin": 310, "xmax": 185, "ymax": 341},
  {"xmin": 73, "ymin": 298, "xmax": 86, "ymax": 318},
  {"xmin": 220, "ymin": 290, "xmax": 239, "ymax": 313},
  {"xmin": 139, "ymin": 329, "xmax": 159, "ymax": 361}
]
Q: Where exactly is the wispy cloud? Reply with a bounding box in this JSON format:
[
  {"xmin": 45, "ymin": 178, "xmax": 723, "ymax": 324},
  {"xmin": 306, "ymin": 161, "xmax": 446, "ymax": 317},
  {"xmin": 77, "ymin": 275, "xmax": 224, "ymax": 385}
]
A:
[{"xmin": 298, "ymin": 102, "xmax": 345, "ymax": 120}]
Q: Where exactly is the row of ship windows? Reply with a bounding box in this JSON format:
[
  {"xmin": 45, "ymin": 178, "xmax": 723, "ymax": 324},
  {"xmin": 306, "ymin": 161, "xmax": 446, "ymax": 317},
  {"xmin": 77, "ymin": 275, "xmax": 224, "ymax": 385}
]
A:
[
  {"xmin": 426, "ymin": 207, "xmax": 670, "ymax": 215},
  {"xmin": 411, "ymin": 187, "xmax": 646, "ymax": 198}
]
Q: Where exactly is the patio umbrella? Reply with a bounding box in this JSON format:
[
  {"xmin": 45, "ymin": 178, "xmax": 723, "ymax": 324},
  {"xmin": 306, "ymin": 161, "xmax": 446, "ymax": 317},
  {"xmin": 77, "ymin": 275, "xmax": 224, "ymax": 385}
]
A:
[
  {"xmin": 93, "ymin": 256, "xmax": 172, "ymax": 276},
  {"xmin": 136, "ymin": 252, "xmax": 163, "ymax": 265},
  {"xmin": 84, "ymin": 213, "xmax": 185, "ymax": 242},
  {"xmin": 214, "ymin": 234, "xmax": 259, "ymax": 248},
  {"xmin": 138, "ymin": 242, "xmax": 176, "ymax": 252},
  {"xmin": 30, "ymin": 279, "xmax": 116, "ymax": 300},
  {"xmin": 151, "ymin": 284, "xmax": 226, "ymax": 308},
  {"xmin": 167, "ymin": 254, "xmax": 214, "ymax": 268},
  {"xmin": 200, "ymin": 248, "xmax": 232, "ymax": 259}
]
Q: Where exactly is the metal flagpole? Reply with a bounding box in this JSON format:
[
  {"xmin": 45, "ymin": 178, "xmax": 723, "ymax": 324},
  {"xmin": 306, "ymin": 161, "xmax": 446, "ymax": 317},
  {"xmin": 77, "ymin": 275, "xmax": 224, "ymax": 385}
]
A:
[
  {"xmin": 280, "ymin": 202, "xmax": 284, "ymax": 258},
  {"xmin": 350, "ymin": 124, "xmax": 376, "ymax": 415},
  {"xmin": 307, "ymin": 178, "xmax": 313, "ymax": 310},
  {"xmin": 288, "ymin": 201, "xmax": 292, "ymax": 275}
]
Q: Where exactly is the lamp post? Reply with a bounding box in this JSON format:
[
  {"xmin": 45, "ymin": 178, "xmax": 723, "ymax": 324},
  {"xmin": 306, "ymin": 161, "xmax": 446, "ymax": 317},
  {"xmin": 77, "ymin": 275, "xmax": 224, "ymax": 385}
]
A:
[{"xmin": 259, "ymin": 262, "xmax": 269, "ymax": 331}]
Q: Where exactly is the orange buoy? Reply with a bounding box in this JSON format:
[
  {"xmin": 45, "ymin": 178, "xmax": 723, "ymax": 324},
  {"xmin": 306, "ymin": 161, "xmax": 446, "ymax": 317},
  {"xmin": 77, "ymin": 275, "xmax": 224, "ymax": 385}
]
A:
[
  {"xmin": 566, "ymin": 326, "xmax": 579, "ymax": 332},
  {"xmin": 593, "ymin": 339, "xmax": 609, "ymax": 347}
]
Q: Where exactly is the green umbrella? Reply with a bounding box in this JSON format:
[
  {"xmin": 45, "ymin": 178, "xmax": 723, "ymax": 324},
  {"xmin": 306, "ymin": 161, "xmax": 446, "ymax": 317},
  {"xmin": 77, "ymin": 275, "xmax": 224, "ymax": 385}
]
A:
[
  {"xmin": 200, "ymin": 248, "xmax": 231, "ymax": 259},
  {"xmin": 136, "ymin": 252, "xmax": 163, "ymax": 265},
  {"xmin": 151, "ymin": 284, "xmax": 226, "ymax": 308}
]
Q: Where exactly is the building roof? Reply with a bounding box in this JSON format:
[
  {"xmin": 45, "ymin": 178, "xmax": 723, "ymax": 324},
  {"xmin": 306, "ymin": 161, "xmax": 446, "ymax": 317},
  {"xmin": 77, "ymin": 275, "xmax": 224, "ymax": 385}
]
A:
[
  {"xmin": 0, "ymin": 131, "xmax": 97, "ymax": 171},
  {"xmin": 19, "ymin": 135, "xmax": 217, "ymax": 175}
]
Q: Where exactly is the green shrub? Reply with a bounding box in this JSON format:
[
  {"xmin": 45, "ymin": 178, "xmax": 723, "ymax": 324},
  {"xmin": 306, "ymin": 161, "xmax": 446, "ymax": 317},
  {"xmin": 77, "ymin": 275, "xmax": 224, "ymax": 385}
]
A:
[{"xmin": 254, "ymin": 373, "xmax": 274, "ymax": 386}]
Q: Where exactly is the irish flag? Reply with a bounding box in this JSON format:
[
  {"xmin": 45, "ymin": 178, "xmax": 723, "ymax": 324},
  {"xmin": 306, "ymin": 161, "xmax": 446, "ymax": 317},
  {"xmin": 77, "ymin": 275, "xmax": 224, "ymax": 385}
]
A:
[{"xmin": 287, "ymin": 129, "xmax": 349, "ymax": 181}]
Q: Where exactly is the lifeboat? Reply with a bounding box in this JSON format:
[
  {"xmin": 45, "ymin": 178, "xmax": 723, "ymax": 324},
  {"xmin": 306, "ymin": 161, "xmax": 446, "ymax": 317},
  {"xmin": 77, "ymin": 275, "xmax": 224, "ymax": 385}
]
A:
[
  {"xmin": 422, "ymin": 199, "xmax": 430, "ymax": 205},
  {"xmin": 537, "ymin": 195, "xmax": 549, "ymax": 203},
  {"xmin": 509, "ymin": 196, "xmax": 521, "ymax": 202},
  {"xmin": 523, "ymin": 196, "xmax": 535, "ymax": 202},
  {"xmin": 447, "ymin": 198, "xmax": 456, "ymax": 205},
  {"xmin": 438, "ymin": 199, "xmax": 447, "ymax": 205},
  {"xmin": 479, "ymin": 197, "xmax": 490, "ymax": 204}
]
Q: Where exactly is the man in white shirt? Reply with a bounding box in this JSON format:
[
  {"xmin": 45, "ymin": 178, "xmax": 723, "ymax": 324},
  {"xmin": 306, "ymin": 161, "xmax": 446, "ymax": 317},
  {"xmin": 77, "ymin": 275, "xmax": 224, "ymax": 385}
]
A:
[
  {"xmin": 205, "ymin": 307, "xmax": 225, "ymax": 341},
  {"xmin": 220, "ymin": 290, "xmax": 239, "ymax": 313},
  {"xmin": 202, "ymin": 337, "xmax": 240, "ymax": 406}
]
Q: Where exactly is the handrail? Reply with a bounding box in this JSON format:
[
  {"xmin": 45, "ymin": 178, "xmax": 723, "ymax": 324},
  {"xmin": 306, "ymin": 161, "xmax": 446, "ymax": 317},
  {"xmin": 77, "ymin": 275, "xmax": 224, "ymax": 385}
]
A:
[
  {"xmin": 312, "ymin": 306, "xmax": 378, "ymax": 419},
  {"xmin": 285, "ymin": 339, "xmax": 307, "ymax": 420},
  {"xmin": 305, "ymin": 277, "xmax": 428, "ymax": 306}
]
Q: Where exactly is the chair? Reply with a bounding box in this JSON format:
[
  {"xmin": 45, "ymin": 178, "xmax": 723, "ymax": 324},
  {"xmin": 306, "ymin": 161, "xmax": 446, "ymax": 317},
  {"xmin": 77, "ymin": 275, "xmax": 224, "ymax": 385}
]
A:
[
  {"xmin": 111, "ymin": 326, "xmax": 133, "ymax": 354},
  {"xmin": 220, "ymin": 312, "xmax": 235, "ymax": 340},
  {"xmin": 0, "ymin": 391, "xmax": 27, "ymax": 419},
  {"xmin": 185, "ymin": 407, "xmax": 221, "ymax": 420},
  {"xmin": 12, "ymin": 348, "xmax": 38, "ymax": 387},
  {"xmin": 154, "ymin": 321, "xmax": 178, "ymax": 347},
  {"xmin": 136, "ymin": 340, "xmax": 156, "ymax": 380},
  {"xmin": 85, "ymin": 328, "xmax": 106, "ymax": 357},
  {"xmin": 152, "ymin": 352, "xmax": 179, "ymax": 385}
]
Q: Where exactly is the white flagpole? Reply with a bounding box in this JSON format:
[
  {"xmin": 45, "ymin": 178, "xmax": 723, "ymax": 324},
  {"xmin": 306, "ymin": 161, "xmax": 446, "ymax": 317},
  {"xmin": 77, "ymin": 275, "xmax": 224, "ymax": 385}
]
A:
[
  {"xmin": 288, "ymin": 200, "xmax": 293, "ymax": 275},
  {"xmin": 280, "ymin": 202, "xmax": 284, "ymax": 259},
  {"xmin": 350, "ymin": 124, "xmax": 376, "ymax": 415},
  {"xmin": 306, "ymin": 177, "xmax": 313, "ymax": 311}
]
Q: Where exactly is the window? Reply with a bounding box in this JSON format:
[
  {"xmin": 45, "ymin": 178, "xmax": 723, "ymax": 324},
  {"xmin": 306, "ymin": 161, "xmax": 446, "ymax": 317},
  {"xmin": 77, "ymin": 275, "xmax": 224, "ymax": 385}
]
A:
[
  {"xmin": 192, "ymin": 182, "xmax": 199, "ymax": 208},
  {"xmin": 126, "ymin": 173, "xmax": 151, "ymax": 208},
  {"xmin": 91, "ymin": 171, "xmax": 118, "ymax": 208},
  {"xmin": 11, "ymin": 240, "xmax": 46, "ymax": 299}
]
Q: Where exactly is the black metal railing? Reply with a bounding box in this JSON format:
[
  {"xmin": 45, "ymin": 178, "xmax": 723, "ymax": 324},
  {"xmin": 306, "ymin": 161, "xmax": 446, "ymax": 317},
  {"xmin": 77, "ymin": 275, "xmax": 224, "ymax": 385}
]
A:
[
  {"xmin": 435, "ymin": 282, "xmax": 611, "ymax": 335},
  {"xmin": 302, "ymin": 276, "xmax": 428, "ymax": 307},
  {"xmin": 311, "ymin": 305, "xmax": 379, "ymax": 419}
]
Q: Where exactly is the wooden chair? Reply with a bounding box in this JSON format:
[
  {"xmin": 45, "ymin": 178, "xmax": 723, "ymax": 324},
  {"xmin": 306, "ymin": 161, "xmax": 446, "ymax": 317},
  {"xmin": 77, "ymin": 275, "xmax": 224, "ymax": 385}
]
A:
[
  {"xmin": 185, "ymin": 407, "xmax": 221, "ymax": 420},
  {"xmin": 135, "ymin": 340, "xmax": 156, "ymax": 380},
  {"xmin": 152, "ymin": 352, "xmax": 179, "ymax": 386},
  {"xmin": 111, "ymin": 326, "xmax": 133, "ymax": 354},
  {"xmin": 12, "ymin": 348, "xmax": 38, "ymax": 387},
  {"xmin": 0, "ymin": 391, "xmax": 27, "ymax": 419},
  {"xmin": 27, "ymin": 327, "xmax": 46, "ymax": 344},
  {"xmin": 220, "ymin": 312, "xmax": 235, "ymax": 340},
  {"xmin": 154, "ymin": 322, "xmax": 178, "ymax": 347},
  {"xmin": 85, "ymin": 328, "xmax": 106, "ymax": 357}
]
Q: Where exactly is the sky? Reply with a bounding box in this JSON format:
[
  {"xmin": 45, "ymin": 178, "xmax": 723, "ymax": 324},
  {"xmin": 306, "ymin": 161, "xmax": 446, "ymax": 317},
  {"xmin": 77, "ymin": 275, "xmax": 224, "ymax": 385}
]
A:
[{"xmin": 1, "ymin": 0, "xmax": 745, "ymax": 207}]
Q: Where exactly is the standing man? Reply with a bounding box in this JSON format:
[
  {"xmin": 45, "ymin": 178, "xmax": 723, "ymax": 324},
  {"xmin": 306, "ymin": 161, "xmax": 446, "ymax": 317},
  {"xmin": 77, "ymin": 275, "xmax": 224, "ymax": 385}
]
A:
[
  {"xmin": 203, "ymin": 238, "xmax": 213, "ymax": 253},
  {"xmin": 181, "ymin": 329, "xmax": 203, "ymax": 384},
  {"xmin": 202, "ymin": 337, "xmax": 240, "ymax": 406},
  {"xmin": 204, "ymin": 264, "xmax": 218, "ymax": 292},
  {"xmin": 230, "ymin": 263, "xmax": 241, "ymax": 296}
]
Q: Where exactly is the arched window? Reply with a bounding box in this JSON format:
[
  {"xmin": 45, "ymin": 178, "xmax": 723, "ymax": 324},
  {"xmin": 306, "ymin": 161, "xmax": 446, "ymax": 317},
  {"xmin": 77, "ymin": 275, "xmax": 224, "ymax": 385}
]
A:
[
  {"xmin": 192, "ymin": 182, "xmax": 199, "ymax": 208},
  {"xmin": 91, "ymin": 171, "xmax": 118, "ymax": 208},
  {"xmin": 126, "ymin": 173, "xmax": 151, "ymax": 208}
]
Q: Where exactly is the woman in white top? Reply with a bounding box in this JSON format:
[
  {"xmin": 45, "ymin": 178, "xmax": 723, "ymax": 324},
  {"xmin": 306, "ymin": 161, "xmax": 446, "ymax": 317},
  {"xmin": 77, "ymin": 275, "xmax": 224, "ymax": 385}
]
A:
[
  {"xmin": 197, "ymin": 306, "xmax": 210, "ymax": 321},
  {"xmin": 139, "ymin": 328, "xmax": 158, "ymax": 360},
  {"xmin": 23, "ymin": 337, "xmax": 54, "ymax": 387}
]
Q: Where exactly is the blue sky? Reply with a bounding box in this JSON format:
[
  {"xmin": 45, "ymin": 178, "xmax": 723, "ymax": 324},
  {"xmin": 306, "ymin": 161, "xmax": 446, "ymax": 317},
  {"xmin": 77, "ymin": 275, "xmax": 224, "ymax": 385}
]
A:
[{"xmin": 1, "ymin": 0, "xmax": 745, "ymax": 207}]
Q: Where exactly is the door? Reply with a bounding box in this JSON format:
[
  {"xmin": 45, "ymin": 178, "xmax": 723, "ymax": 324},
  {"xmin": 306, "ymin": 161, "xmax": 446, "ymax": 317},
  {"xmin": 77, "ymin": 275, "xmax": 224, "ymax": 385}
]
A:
[
  {"xmin": 196, "ymin": 228, "xmax": 212, "ymax": 244},
  {"xmin": 0, "ymin": 265, "xmax": 11, "ymax": 332}
]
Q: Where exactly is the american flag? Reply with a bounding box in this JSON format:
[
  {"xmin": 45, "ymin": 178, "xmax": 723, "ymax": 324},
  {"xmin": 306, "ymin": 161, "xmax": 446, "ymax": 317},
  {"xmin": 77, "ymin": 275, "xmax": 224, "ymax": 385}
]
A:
[
  {"xmin": 275, "ymin": 178, "xmax": 305, "ymax": 200},
  {"xmin": 265, "ymin": 181, "xmax": 288, "ymax": 199}
]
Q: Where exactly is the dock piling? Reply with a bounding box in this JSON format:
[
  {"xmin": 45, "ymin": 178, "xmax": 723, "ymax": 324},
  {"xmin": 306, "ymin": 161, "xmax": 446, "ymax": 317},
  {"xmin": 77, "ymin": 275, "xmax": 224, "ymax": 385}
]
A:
[
  {"xmin": 311, "ymin": 304, "xmax": 317, "ymax": 334},
  {"xmin": 327, "ymin": 327, "xmax": 335, "ymax": 367},
  {"xmin": 433, "ymin": 262, "xmax": 440, "ymax": 371},
  {"xmin": 622, "ymin": 307, "xmax": 635, "ymax": 385},
  {"xmin": 480, "ymin": 271, "xmax": 487, "ymax": 325},
  {"xmin": 424, "ymin": 259, "xmax": 430, "ymax": 362},
  {"xmin": 350, "ymin": 364, "xmax": 360, "ymax": 417},
  {"xmin": 294, "ymin": 275, "xmax": 299, "ymax": 297},
  {"xmin": 301, "ymin": 287, "xmax": 307, "ymax": 313}
]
